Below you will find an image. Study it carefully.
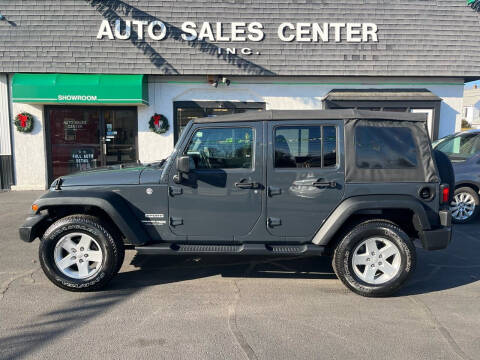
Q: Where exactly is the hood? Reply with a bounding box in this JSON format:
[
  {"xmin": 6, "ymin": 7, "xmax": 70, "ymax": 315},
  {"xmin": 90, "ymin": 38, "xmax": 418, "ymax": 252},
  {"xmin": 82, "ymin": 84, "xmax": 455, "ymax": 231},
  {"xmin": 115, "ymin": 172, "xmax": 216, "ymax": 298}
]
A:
[{"xmin": 52, "ymin": 163, "xmax": 147, "ymax": 188}]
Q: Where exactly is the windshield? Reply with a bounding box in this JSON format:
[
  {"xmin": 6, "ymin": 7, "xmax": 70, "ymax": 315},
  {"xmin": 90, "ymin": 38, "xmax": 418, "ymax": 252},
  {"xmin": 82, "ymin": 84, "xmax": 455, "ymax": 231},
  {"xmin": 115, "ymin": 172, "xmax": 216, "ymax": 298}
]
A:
[{"xmin": 435, "ymin": 132, "xmax": 480, "ymax": 161}]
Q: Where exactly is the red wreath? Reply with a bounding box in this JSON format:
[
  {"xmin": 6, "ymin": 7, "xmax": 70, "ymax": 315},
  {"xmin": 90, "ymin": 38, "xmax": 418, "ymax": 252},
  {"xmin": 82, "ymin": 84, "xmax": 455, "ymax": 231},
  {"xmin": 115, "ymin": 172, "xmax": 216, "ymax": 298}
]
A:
[
  {"xmin": 148, "ymin": 113, "xmax": 169, "ymax": 134},
  {"xmin": 14, "ymin": 112, "xmax": 34, "ymax": 133}
]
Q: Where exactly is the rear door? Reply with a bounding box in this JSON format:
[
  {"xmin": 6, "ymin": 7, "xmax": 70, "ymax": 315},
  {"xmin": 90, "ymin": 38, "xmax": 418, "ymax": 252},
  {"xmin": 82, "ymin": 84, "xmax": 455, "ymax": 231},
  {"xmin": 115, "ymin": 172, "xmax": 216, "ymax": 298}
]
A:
[
  {"xmin": 266, "ymin": 120, "xmax": 345, "ymax": 238},
  {"xmin": 168, "ymin": 122, "xmax": 263, "ymax": 240}
]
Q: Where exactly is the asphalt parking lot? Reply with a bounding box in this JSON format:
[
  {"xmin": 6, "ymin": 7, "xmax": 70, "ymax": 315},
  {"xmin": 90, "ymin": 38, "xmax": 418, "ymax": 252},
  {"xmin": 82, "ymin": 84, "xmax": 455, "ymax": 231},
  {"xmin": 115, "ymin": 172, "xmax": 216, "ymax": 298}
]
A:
[{"xmin": 0, "ymin": 191, "xmax": 479, "ymax": 360}]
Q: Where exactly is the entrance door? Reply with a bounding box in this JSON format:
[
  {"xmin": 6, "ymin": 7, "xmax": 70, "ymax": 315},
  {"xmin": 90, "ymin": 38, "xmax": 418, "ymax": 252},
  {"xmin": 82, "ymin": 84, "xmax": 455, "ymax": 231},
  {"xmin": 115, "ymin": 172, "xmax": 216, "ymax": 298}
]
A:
[
  {"xmin": 168, "ymin": 122, "xmax": 263, "ymax": 240},
  {"xmin": 47, "ymin": 107, "xmax": 137, "ymax": 183},
  {"xmin": 102, "ymin": 108, "xmax": 138, "ymax": 166},
  {"xmin": 410, "ymin": 109, "xmax": 434, "ymax": 138},
  {"xmin": 266, "ymin": 121, "xmax": 345, "ymax": 238}
]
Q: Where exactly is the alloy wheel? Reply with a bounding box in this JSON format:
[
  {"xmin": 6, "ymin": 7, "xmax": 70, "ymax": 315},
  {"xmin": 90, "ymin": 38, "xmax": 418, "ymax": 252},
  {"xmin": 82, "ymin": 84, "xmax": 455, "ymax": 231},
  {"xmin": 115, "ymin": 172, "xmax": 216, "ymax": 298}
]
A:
[
  {"xmin": 53, "ymin": 232, "xmax": 103, "ymax": 279},
  {"xmin": 450, "ymin": 192, "xmax": 476, "ymax": 221},
  {"xmin": 351, "ymin": 237, "xmax": 401, "ymax": 285}
]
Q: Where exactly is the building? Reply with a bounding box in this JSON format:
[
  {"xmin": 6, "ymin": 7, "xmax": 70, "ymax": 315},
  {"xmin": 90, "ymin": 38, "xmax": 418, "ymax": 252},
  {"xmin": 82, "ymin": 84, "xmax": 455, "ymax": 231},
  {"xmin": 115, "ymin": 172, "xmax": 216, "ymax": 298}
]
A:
[
  {"xmin": 462, "ymin": 85, "xmax": 480, "ymax": 129},
  {"xmin": 1, "ymin": 0, "xmax": 480, "ymax": 190}
]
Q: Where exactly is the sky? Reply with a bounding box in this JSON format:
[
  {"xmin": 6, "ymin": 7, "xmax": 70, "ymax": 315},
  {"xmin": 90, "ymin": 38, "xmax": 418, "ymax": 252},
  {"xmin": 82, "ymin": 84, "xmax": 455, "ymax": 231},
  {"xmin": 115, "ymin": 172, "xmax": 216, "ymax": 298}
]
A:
[{"xmin": 465, "ymin": 80, "xmax": 480, "ymax": 89}]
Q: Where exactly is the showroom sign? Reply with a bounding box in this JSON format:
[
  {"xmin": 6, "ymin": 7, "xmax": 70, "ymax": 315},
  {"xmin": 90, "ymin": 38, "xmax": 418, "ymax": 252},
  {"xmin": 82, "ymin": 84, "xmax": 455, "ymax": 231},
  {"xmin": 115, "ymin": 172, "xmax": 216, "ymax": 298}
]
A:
[
  {"xmin": 12, "ymin": 74, "xmax": 149, "ymax": 105},
  {"xmin": 97, "ymin": 20, "xmax": 379, "ymax": 43}
]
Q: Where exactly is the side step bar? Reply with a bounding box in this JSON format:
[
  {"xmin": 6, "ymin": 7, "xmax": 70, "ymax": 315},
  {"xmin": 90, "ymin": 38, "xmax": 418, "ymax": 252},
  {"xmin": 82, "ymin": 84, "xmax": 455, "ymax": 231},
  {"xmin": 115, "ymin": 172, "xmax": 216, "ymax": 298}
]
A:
[{"xmin": 135, "ymin": 243, "xmax": 325, "ymax": 256}]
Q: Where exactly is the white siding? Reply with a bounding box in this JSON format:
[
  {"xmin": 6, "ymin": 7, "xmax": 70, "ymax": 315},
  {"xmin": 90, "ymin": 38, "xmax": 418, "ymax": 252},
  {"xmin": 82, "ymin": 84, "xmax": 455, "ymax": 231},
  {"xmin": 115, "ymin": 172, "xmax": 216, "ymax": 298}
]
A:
[
  {"xmin": 138, "ymin": 76, "xmax": 464, "ymax": 163},
  {"xmin": 10, "ymin": 101, "xmax": 47, "ymax": 190},
  {"xmin": 0, "ymin": 74, "xmax": 11, "ymax": 156}
]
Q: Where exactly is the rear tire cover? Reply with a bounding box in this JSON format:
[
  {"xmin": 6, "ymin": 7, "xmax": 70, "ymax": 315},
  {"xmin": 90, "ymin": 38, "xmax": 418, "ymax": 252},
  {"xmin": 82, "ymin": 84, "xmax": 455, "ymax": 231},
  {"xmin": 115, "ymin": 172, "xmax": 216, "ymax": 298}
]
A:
[{"xmin": 433, "ymin": 149, "xmax": 455, "ymax": 201}]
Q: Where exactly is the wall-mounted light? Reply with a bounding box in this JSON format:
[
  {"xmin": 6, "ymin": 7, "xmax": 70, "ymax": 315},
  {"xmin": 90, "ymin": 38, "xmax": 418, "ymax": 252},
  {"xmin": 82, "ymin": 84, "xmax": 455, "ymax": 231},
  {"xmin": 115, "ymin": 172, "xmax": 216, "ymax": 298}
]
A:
[
  {"xmin": 209, "ymin": 75, "xmax": 231, "ymax": 88},
  {"xmin": 221, "ymin": 77, "xmax": 231, "ymax": 86},
  {"xmin": 0, "ymin": 13, "xmax": 5, "ymax": 20}
]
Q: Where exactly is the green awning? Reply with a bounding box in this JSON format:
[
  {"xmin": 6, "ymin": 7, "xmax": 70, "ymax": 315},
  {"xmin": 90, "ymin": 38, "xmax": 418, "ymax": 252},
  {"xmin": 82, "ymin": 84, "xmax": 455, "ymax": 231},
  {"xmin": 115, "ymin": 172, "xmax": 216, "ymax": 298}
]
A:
[{"xmin": 12, "ymin": 74, "xmax": 148, "ymax": 105}]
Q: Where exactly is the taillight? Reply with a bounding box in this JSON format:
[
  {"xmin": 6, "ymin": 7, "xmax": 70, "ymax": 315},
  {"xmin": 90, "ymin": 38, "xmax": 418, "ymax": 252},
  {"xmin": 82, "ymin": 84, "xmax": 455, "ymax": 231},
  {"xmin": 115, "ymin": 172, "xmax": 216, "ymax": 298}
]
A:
[{"xmin": 440, "ymin": 184, "xmax": 449, "ymax": 204}]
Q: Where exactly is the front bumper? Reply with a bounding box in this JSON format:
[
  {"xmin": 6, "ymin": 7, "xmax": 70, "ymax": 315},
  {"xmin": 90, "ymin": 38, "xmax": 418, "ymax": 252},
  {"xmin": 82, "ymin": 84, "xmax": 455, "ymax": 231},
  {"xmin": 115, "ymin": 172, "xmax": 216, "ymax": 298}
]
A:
[
  {"xmin": 19, "ymin": 213, "xmax": 49, "ymax": 243},
  {"xmin": 419, "ymin": 210, "xmax": 452, "ymax": 251}
]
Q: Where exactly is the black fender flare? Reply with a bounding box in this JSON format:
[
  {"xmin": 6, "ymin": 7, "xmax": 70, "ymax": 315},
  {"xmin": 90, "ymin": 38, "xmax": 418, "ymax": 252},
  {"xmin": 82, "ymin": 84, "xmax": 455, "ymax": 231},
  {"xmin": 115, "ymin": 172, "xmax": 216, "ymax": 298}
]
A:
[
  {"xmin": 34, "ymin": 190, "xmax": 148, "ymax": 245},
  {"xmin": 311, "ymin": 195, "xmax": 432, "ymax": 246},
  {"xmin": 454, "ymin": 180, "xmax": 480, "ymax": 192}
]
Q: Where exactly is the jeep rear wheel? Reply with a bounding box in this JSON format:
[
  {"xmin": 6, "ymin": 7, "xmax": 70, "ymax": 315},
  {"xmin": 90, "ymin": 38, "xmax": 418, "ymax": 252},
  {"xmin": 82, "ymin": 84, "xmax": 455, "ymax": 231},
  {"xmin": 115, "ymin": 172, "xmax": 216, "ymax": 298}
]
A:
[
  {"xmin": 39, "ymin": 215, "xmax": 124, "ymax": 292},
  {"xmin": 333, "ymin": 220, "xmax": 416, "ymax": 297}
]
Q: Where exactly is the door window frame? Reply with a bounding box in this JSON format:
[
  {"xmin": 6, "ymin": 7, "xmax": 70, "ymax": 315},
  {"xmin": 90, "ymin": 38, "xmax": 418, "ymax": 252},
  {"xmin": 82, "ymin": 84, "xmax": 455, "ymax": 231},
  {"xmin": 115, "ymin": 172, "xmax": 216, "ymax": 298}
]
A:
[
  {"xmin": 44, "ymin": 105, "xmax": 138, "ymax": 185},
  {"xmin": 270, "ymin": 121, "xmax": 342, "ymax": 173},
  {"xmin": 173, "ymin": 101, "xmax": 266, "ymax": 144}
]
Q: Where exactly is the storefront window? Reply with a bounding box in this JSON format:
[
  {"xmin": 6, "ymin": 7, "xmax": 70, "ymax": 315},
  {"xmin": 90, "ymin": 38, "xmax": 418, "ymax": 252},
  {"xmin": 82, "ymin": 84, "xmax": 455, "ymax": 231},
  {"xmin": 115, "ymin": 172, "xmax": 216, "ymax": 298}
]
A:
[
  {"xmin": 174, "ymin": 101, "xmax": 265, "ymax": 143},
  {"xmin": 47, "ymin": 107, "xmax": 137, "ymax": 182}
]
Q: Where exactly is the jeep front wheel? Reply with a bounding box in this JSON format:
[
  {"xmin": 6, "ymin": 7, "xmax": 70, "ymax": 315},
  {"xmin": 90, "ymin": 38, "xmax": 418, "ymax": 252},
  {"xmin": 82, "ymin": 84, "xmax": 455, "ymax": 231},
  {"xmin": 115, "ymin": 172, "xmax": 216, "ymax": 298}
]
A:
[
  {"xmin": 333, "ymin": 220, "xmax": 416, "ymax": 297},
  {"xmin": 39, "ymin": 215, "xmax": 124, "ymax": 291}
]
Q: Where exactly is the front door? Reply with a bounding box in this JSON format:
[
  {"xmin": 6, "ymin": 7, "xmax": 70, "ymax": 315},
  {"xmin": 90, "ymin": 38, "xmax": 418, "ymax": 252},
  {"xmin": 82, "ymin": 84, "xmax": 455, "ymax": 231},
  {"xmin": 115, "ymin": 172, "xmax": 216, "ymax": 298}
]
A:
[
  {"xmin": 266, "ymin": 120, "xmax": 345, "ymax": 238},
  {"xmin": 102, "ymin": 108, "xmax": 138, "ymax": 166},
  {"xmin": 47, "ymin": 107, "xmax": 137, "ymax": 183},
  {"xmin": 168, "ymin": 122, "xmax": 263, "ymax": 240},
  {"xmin": 410, "ymin": 109, "xmax": 434, "ymax": 138}
]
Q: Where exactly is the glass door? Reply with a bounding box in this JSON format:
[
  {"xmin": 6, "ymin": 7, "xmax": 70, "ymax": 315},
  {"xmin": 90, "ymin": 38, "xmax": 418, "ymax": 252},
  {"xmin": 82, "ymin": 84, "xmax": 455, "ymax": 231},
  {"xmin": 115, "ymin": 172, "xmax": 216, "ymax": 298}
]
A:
[
  {"xmin": 103, "ymin": 108, "xmax": 138, "ymax": 166},
  {"xmin": 47, "ymin": 107, "xmax": 138, "ymax": 183}
]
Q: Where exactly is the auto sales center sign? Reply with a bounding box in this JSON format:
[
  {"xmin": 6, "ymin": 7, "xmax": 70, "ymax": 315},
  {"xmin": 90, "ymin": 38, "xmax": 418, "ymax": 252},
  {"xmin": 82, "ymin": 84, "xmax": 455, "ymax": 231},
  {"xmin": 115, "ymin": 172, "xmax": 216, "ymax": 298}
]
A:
[{"xmin": 97, "ymin": 20, "xmax": 379, "ymax": 55}]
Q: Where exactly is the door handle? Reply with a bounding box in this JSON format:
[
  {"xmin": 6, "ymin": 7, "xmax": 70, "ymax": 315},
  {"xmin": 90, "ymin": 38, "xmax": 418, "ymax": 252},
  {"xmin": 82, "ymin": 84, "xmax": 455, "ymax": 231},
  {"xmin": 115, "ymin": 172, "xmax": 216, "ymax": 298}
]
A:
[
  {"xmin": 170, "ymin": 217, "xmax": 183, "ymax": 226},
  {"xmin": 267, "ymin": 217, "xmax": 282, "ymax": 227},
  {"xmin": 235, "ymin": 182, "xmax": 259, "ymax": 189},
  {"xmin": 268, "ymin": 186, "xmax": 282, "ymax": 196},
  {"xmin": 235, "ymin": 181, "xmax": 259, "ymax": 189},
  {"xmin": 100, "ymin": 137, "xmax": 107, "ymax": 154},
  {"xmin": 169, "ymin": 186, "xmax": 183, "ymax": 196},
  {"xmin": 312, "ymin": 180, "xmax": 337, "ymax": 188}
]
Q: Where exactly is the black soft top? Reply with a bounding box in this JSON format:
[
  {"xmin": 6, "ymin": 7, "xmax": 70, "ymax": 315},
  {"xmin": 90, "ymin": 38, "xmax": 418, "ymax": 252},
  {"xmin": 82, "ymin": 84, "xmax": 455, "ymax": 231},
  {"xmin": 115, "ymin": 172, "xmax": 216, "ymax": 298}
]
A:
[
  {"xmin": 193, "ymin": 109, "xmax": 438, "ymax": 183},
  {"xmin": 193, "ymin": 109, "xmax": 427, "ymax": 124}
]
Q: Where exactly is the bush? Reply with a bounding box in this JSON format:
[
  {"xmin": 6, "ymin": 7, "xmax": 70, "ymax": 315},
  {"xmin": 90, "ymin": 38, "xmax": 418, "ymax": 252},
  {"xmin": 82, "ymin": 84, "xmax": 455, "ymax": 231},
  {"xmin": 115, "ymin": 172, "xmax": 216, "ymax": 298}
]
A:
[{"xmin": 462, "ymin": 119, "xmax": 472, "ymax": 129}]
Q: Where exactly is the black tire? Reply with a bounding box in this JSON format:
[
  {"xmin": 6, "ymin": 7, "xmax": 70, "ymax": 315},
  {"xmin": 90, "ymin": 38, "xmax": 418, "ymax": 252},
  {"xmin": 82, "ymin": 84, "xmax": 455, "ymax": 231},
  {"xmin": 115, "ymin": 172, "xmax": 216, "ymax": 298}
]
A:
[
  {"xmin": 451, "ymin": 187, "xmax": 480, "ymax": 224},
  {"xmin": 332, "ymin": 220, "xmax": 416, "ymax": 297},
  {"xmin": 39, "ymin": 215, "xmax": 125, "ymax": 292}
]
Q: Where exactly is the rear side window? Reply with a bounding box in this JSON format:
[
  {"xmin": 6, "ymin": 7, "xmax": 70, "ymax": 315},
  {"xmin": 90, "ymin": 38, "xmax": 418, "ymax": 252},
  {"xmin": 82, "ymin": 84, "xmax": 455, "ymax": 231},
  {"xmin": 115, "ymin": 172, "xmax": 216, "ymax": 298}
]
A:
[
  {"xmin": 355, "ymin": 126, "xmax": 418, "ymax": 169},
  {"xmin": 185, "ymin": 127, "xmax": 253, "ymax": 169},
  {"xmin": 275, "ymin": 125, "xmax": 337, "ymax": 168}
]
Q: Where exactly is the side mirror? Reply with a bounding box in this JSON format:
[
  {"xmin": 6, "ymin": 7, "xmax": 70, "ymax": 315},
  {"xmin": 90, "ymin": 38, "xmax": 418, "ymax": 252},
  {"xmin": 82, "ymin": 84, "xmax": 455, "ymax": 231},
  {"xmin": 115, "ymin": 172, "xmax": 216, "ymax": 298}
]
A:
[
  {"xmin": 176, "ymin": 155, "xmax": 192, "ymax": 173},
  {"xmin": 173, "ymin": 155, "xmax": 194, "ymax": 183}
]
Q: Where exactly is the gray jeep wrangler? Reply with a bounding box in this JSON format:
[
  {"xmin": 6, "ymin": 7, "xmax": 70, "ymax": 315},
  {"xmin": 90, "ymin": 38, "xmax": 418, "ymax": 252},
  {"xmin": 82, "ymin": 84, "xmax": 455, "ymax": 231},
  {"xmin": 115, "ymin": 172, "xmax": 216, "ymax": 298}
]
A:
[{"xmin": 19, "ymin": 110, "xmax": 452, "ymax": 297}]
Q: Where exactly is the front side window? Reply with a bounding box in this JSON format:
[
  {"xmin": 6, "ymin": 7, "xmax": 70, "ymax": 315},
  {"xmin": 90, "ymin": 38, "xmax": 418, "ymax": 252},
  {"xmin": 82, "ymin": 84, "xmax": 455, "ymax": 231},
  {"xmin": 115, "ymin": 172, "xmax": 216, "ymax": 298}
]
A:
[
  {"xmin": 185, "ymin": 127, "xmax": 253, "ymax": 169},
  {"xmin": 355, "ymin": 126, "xmax": 418, "ymax": 169},
  {"xmin": 436, "ymin": 133, "xmax": 480, "ymax": 161},
  {"xmin": 274, "ymin": 125, "xmax": 337, "ymax": 168}
]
